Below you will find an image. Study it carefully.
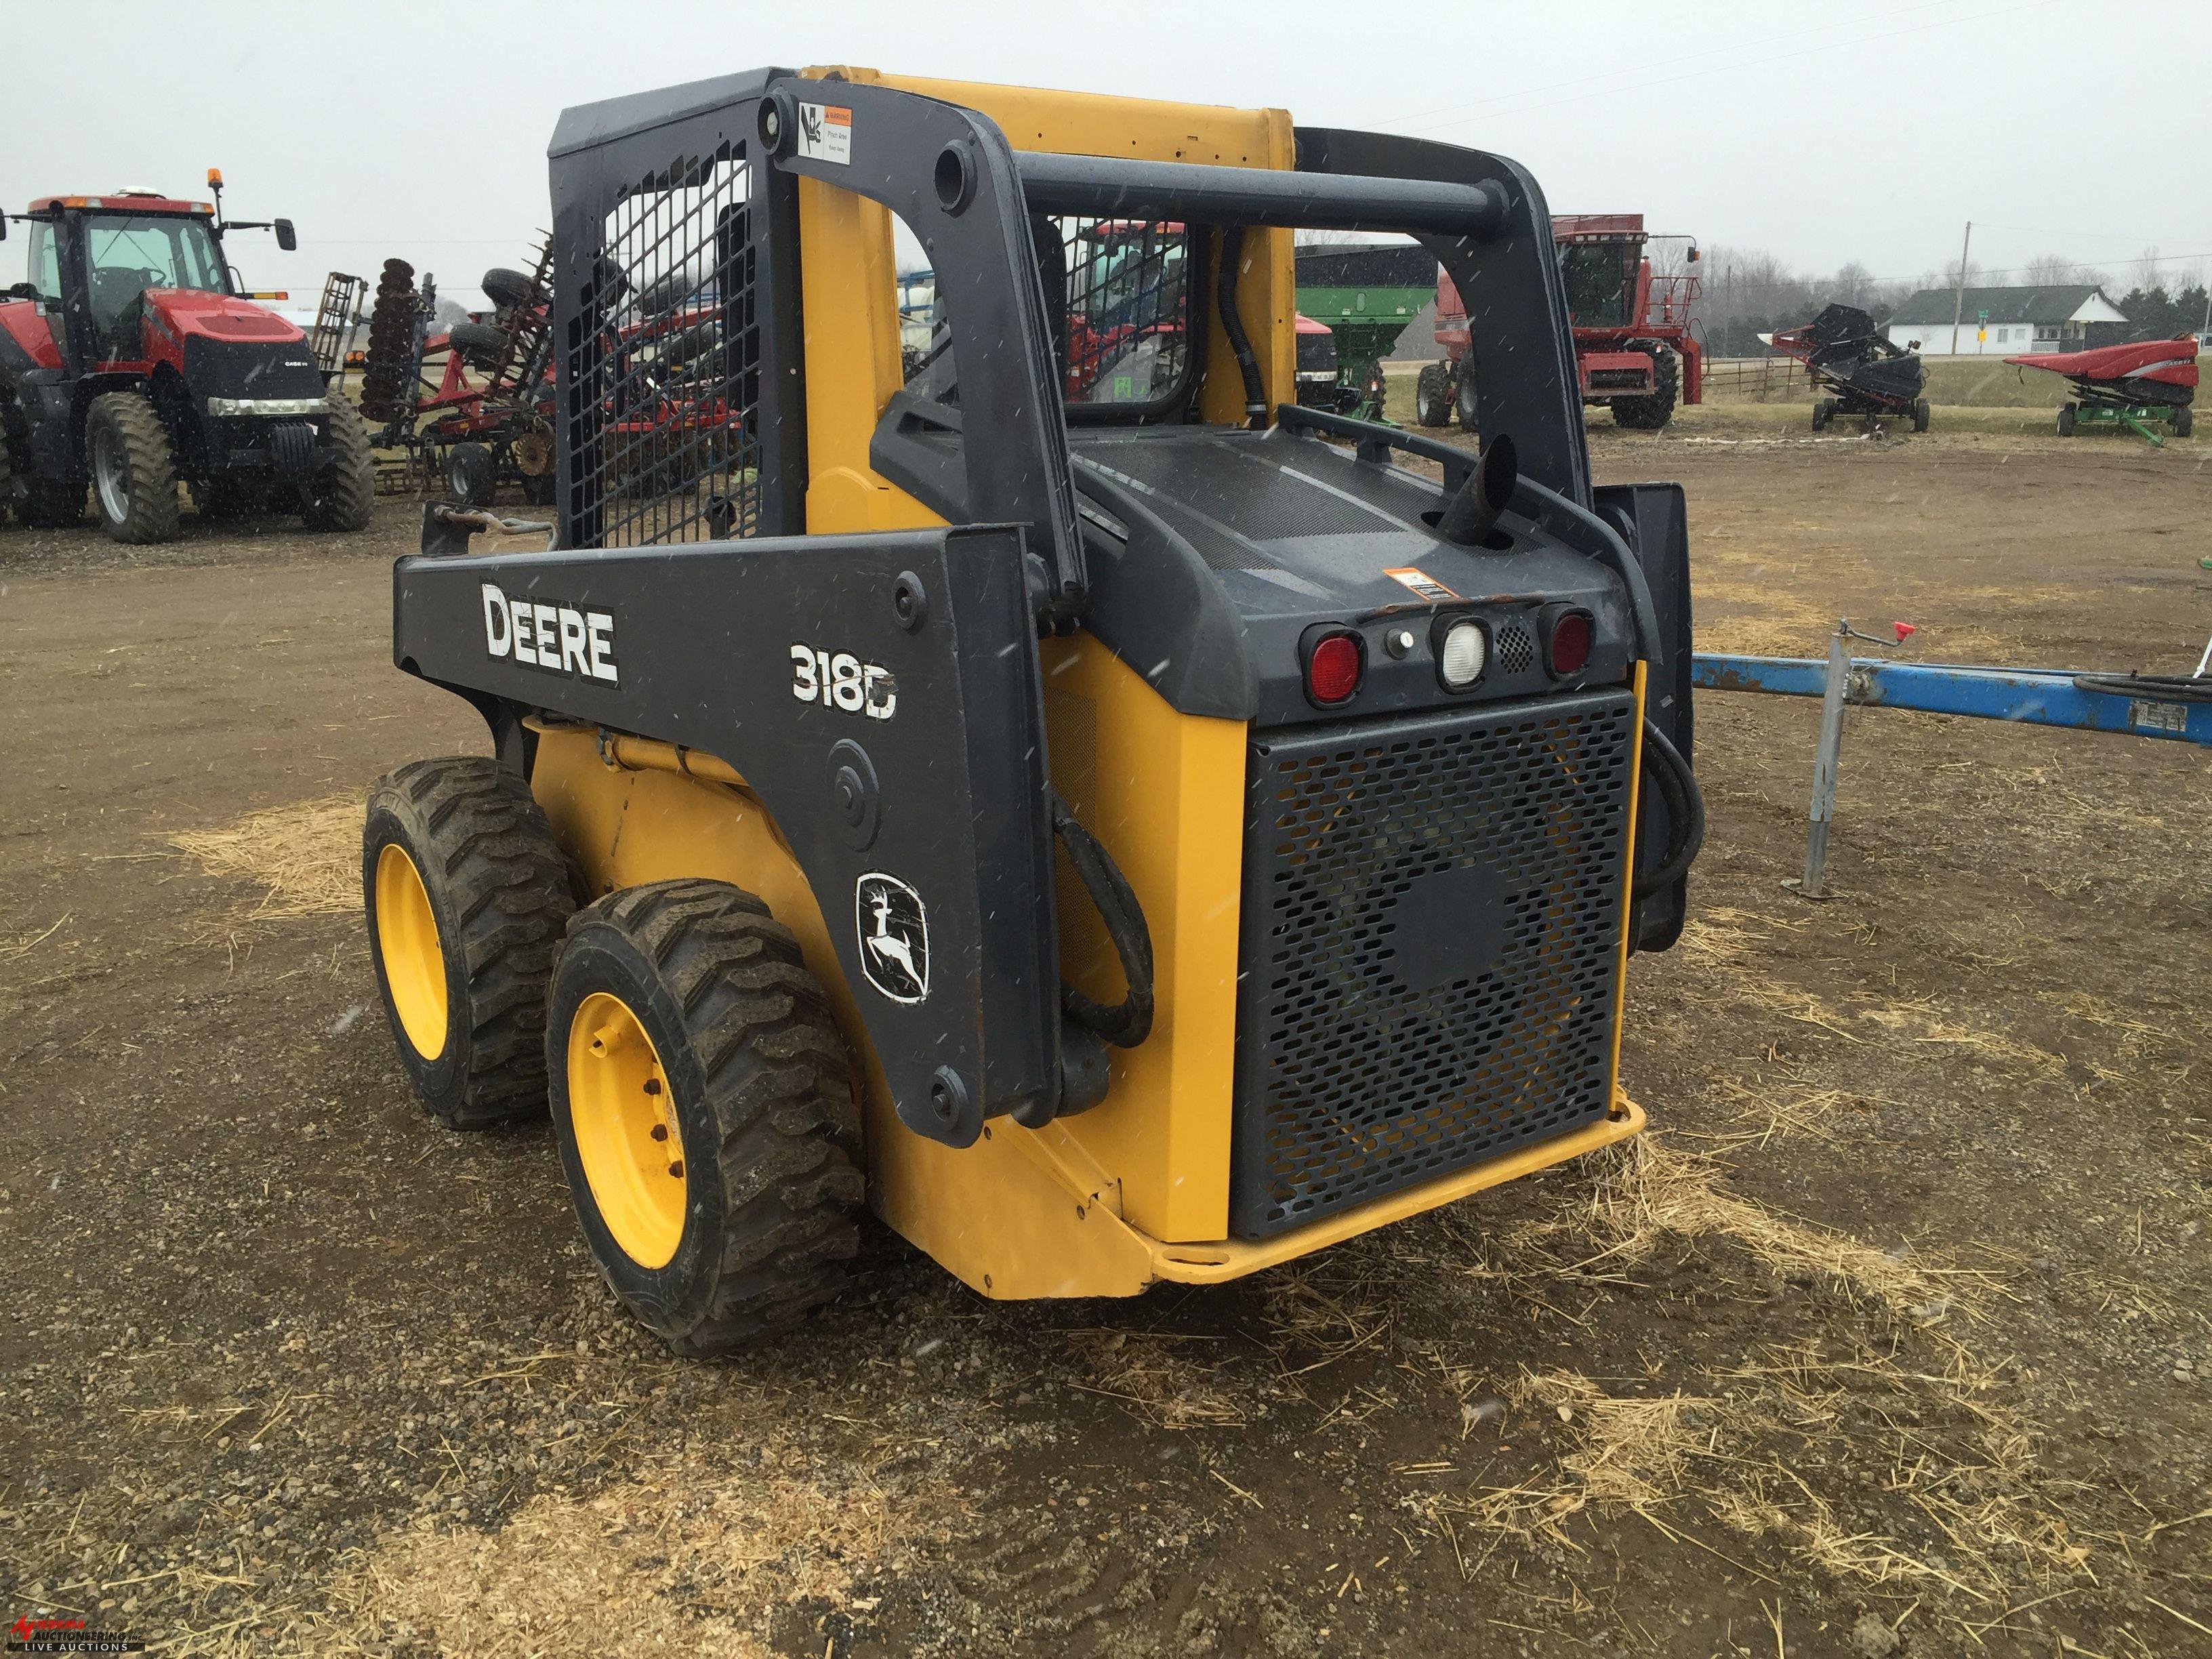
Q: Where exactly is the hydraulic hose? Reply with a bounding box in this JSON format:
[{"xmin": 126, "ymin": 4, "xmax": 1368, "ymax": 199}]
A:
[
  {"xmin": 2071, "ymin": 672, "xmax": 2212, "ymax": 705},
  {"xmin": 1051, "ymin": 795, "xmax": 1155, "ymax": 1048},
  {"xmin": 1632, "ymin": 720, "xmax": 1705, "ymax": 901},
  {"xmin": 1216, "ymin": 226, "xmax": 1267, "ymax": 430}
]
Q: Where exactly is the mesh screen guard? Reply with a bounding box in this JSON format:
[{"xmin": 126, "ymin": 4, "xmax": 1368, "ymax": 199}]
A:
[
  {"xmin": 563, "ymin": 142, "xmax": 760, "ymax": 548},
  {"xmin": 1230, "ymin": 689, "xmax": 1637, "ymax": 1239}
]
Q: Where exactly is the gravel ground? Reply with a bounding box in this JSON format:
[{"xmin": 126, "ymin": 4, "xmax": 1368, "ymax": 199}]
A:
[{"xmin": 1, "ymin": 414, "xmax": 2208, "ymax": 1656}]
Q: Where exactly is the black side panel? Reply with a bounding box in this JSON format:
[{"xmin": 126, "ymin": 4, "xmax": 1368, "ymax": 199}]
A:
[
  {"xmin": 391, "ymin": 525, "xmax": 1059, "ymax": 1147},
  {"xmin": 1294, "ymin": 127, "xmax": 1591, "ymax": 508},
  {"xmin": 1596, "ymin": 482, "xmax": 1693, "ymax": 951}
]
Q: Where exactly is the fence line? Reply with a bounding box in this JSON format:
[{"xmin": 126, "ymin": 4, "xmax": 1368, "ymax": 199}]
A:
[{"xmin": 1701, "ymin": 356, "xmax": 1809, "ymax": 400}]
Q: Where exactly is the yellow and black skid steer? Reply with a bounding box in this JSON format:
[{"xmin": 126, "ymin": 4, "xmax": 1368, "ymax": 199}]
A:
[{"xmin": 362, "ymin": 66, "xmax": 1703, "ymax": 1354}]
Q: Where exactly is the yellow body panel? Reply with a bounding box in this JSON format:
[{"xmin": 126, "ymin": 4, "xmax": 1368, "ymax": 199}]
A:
[
  {"xmin": 523, "ymin": 70, "xmax": 1653, "ymax": 1299},
  {"xmin": 1037, "ymin": 634, "xmax": 1245, "ymax": 1242}
]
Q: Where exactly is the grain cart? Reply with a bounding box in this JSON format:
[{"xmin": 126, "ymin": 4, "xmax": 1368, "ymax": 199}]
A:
[
  {"xmin": 0, "ymin": 176, "xmax": 373, "ymax": 540},
  {"xmin": 1292, "ymin": 239, "xmax": 1438, "ymax": 417},
  {"xmin": 363, "ymin": 67, "xmax": 1704, "ymax": 1355},
  {"xmin": 1422, "ymin": 213, "xmax": 1702, "ymax": 431}
]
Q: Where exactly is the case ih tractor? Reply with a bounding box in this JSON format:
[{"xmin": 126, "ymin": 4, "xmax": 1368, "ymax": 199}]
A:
[
  {"xmin": 1419, "ymin": 213, "xmax": 1702, "ymax": 431},
  {"xmin": 363, "ymin": 66, "xmax": 1702, "ymax": 1355},
  {"xmin": 0, "ymin": 175, "xmax": 374, "ymax": 541}
]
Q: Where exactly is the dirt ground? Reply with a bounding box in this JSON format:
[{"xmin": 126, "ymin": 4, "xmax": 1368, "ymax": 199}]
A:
[{"xmin": 2, "ymin": 411, "xmax": 2208, "ymax": 1658}]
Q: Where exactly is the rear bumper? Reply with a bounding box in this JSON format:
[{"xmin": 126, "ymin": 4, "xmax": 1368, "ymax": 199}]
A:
[{"xmin": 1148, "ymin": 1092, "xmax": 1643, "ymax": 1284}]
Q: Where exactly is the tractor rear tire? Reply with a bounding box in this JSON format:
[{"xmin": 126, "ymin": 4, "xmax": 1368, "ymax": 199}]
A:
[
  {"xmin": 301, "ymin": 396, "xmax": 377, "ymax": 531},
  {"xmin": 1611, "ymin": 344, "xmax": 1679, "ymax": 430},
  {"xmin": 0, "ymin": 434, "xmax": 12, "ymax": 527},
  {"xmin": 546, "ymin": 880, "xmax": 864, "ymax": 1356},
  {"xmin": 1455, "ymin": 363, "xmax": 1480, "ymax": 432},
  {"xmin": 1414, "ymin": 362, "xmax": 1451, "ymax": 427},
  {"xmin": 2171, "ymin": 403, "xmax": 2192, "ymax": 438},
  {"xmin": 86, "ymin": 392, "xmax": 181, "ymax": 544},
  {"xmin": 2056, "ymin": 403, "xmax": 2076, "ymax": 437},
  {"xmin": 363, "ymin": 757, "xmax": 577, "ymax": 1129}
]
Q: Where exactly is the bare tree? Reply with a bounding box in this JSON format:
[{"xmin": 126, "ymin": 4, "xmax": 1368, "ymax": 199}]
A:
[
  {"xmin": 1830, "ymin": 261, "xmax": 1874, "ymax": 306},
  {"xmin": 1941, "ymin": 253, "xmax": 1983, "ymax": 289},
  {"xmin": 2022, "ymin": 253, "xmax": 2094, "ymax": 287}
]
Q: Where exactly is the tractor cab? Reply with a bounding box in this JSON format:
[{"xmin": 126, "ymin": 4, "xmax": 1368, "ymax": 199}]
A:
[{"xmin": 0, "ymin": 178, "xmax": 372, "ymax": 543}]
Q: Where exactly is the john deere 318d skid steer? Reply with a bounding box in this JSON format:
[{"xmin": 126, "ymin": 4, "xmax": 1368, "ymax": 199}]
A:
[{"xmin": 363, "ymin": 67, "xmax": 1702, "ymax": 1355}]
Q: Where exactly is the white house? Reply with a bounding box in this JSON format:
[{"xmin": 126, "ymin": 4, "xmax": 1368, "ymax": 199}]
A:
[{"xmin": 1883, "ymin": 285, "xmax": 2129, "ymax": 355}]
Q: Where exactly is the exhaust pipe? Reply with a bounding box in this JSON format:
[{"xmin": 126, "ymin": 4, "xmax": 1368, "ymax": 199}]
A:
[{"xmin": 1434, "ymin": 432, "xmax": 1517, "ymax": 548}]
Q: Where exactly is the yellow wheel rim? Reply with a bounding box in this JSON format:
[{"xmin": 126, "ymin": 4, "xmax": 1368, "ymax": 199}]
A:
[
  {"xmin": 375, "ymin": 843, "xmax": 447, "ymax": 1060},
  {"xmin": 567, "ymin": 991, "xmax": 688, "ymax": 1269}
]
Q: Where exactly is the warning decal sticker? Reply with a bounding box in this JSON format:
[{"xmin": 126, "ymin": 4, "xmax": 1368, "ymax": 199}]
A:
[
  {"xmin": 797, "ymin": 103, "xmax": 853, "ymax": 165},
  {"xmin": 1383, "ymin": 567, "xmax": 1460, "ymax": 602}
]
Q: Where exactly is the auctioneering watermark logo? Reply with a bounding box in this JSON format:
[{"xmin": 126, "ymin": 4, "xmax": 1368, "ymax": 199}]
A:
[{"xmin": 7, "ymin": 1615, "xmax": 146, "ymax": 1654}]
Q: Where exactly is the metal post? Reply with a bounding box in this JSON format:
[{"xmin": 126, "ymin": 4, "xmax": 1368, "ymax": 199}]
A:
[
  {"xmin": 1949, "ymin": 220, "xmax": 1972, "ymax": 356},
  {"xmin": 1802, "ymin": 623, "xmax": 1851, "ymax": 898}
]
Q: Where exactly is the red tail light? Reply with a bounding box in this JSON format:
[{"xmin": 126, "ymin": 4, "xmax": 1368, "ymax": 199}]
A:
[
  {"xmin": 1544, "ymin": 608, "xmax": 1593, "ymax": 678},
  {"xmin": 1305, "ymin": 630, "xmax": 1364, "ymax": 706}
]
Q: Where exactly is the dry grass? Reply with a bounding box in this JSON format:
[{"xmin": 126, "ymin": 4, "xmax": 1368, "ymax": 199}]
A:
[
  {"xmin": 325, "ymin": 1444, "xmax": 907, "ymax": 1658},
  {"xmin": 168, "ymin": 794, "xmax": 359, "ymax": 918},
  {"xmin": 1063, "ymin": 1329, "xmax": 1248, "ymax": 1429},
  {"xmin": 1418, "ymin": 1138, "xmax": 2097, "ymax": 1618}
]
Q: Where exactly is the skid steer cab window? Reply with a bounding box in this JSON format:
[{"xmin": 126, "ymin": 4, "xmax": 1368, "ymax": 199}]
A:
[
  {"xmin": 81, "ymin": 214, "xmax": 229, "ymax": 353},
  {"xmin": 567, "ymin": 144, "xmax": 760, "ymax": 548},
  {"xmin": 901, "ymin": 216, "xmax": 1193, "ymax": 419}
]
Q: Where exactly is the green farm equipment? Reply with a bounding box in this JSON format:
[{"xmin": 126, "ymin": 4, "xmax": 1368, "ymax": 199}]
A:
[{"xmin": 1294, "ymin": 241, "xmax": 1436, "ymax": 419}]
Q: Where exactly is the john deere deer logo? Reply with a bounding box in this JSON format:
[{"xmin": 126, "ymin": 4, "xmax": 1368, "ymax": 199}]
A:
[{"xmin": 855, "ymin": 873, "xmax": 928, "ymax": 1004}]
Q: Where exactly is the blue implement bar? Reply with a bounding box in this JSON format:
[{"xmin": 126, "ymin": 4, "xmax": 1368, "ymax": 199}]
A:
[{"xmin": 1692, "ymin": 654, "xmax": 2212, "ymax": 747}]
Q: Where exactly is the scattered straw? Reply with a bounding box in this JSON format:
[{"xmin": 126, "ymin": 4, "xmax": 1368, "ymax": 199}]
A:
[
  {"xmin": 1065, "ymin": 1330, "xmax": 1246, "ymax": 1429},
  {"xmin": 168, "ymin": 795, "xmax": 359, "ymax": 918},
  {"xmin": 325, "ymin": 1445, "xmax": 905, "ymax": 1657}
]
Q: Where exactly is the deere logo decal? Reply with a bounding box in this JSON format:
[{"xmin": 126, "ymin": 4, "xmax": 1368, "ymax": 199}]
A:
[{"xmin": 855, "ymin": 873, "xmax": 928, "ymax": 1003}]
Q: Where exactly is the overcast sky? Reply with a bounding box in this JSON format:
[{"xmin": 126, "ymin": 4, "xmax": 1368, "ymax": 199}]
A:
[{"xmin": 7, "ymin": 0, "xmax": 2208, "ymax": 309}]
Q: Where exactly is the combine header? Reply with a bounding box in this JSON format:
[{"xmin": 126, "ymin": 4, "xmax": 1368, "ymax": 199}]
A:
[
  {"xmin": 1772, "ymin": 304, "xmax": 1929, "ymax": 432},
  {"xmin": 2005, "ymin": 335, "xmax": 2196, "ymax": 445}
]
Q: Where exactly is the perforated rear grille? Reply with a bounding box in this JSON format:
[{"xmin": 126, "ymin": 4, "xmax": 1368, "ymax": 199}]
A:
[{"xmin": 1229, "ymin": 690, "xmax": 1636, "ymax": 1239}]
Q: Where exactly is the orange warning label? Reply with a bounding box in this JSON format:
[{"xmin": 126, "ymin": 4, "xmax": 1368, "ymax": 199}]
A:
[{"xmin": 1383, "ymin": 567, "xmax": 1459, "ymax": 602}]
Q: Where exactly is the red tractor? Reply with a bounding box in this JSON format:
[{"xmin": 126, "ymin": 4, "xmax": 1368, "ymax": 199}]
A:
[
  {"xmin": 1418, "ymin": 213, "xmax": 1702, "ymax": 431},
  {"xmin": 0, "ymin": 173, "xmax": 373, "ymax": 541}
]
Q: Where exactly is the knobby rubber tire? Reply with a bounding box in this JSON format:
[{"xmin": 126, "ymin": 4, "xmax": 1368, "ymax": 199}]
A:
[
  {"xmin": 87, "ymin": 391, "xmax": 180, "ymax": 544},
  {"xmin": 1413, "ymin": 361, "xmax": 1450, "ymax": 428},
  {"xmin": 546, "ymin": 880, "xmax": 863, "ymax": 1357},
  {"xmin": 1454, "ymin": 362, "xmax": 1480, "ymax": 432},
  {"xmin": 302, "ymin": 396, "xmax": 376, "ymax": 531},
  {"xmin": 363, "ymin": 757, "xmax": 575, "ymax": 1128}
]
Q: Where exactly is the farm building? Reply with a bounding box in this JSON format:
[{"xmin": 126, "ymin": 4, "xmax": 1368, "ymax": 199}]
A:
[{"xmin": 1883, "ymin": 284, "xmax": 2129, "ymax": 355}]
